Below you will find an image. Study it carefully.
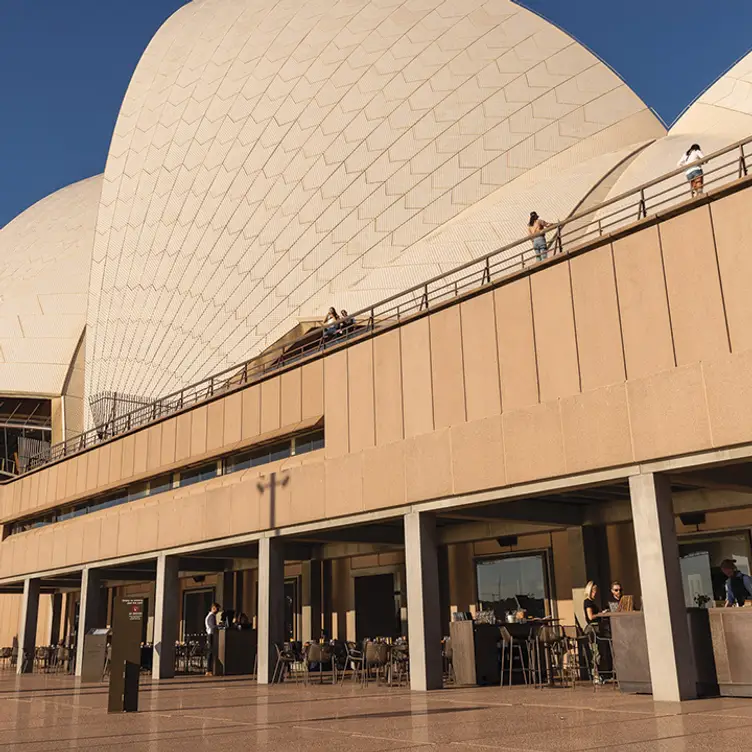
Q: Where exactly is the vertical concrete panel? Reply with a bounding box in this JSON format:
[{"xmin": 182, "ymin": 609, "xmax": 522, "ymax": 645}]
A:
[
  {"xmin": 223, "ymin": 392, "xmax": 242, "ymax": 445},
  {"xmin": 190, "ymin": 406, "xmax": 208, "ymax": 457},
  {"xmin": 709, "ymin": 191, "xmax": 752, "ymax": 353},
  {"xmin": 430, "ymin": 307, "xmax": 466, "ymax": 429},
  {"xmin": 160, "ymin": 419, "xmax": 177, "ymax": 466},
  {"xmin": 660, "ymin": 207, "xmax": 729, "ymax": 364},
  {"xmin": 96, "ymin": 445, "xmax": 110, "ymax": 488},
  {"xmin": 85, "ymin": 451, "xmax": 98, "ymax": 492},
  {"xmin": 324, "ymin": 350, "xmax": 349, "ymax": 458},
  {"xmin": 134, "ymin": 430, "xmax": 149, "ymax": 475},
  {"xmin": 280, "ymin": 369, "xmax": 302, "ymax": 427},
  {"xmin": 146, "ymin": 425, "xmax": 163, "ymax": 472},
  {"xmin": 494, "ymin": 279, "xmax": 538, "ymax": 410},
  {"xmin": 400, "ymin": 318, "xmax": 434, "ymax": 438},
  {"xmin": 241, "ymin": 385, "xmax": 261, "ymax": 439},
  {"xmin": 570, "ymin": 245, "xmax": 626, "ymax": 390},
  {"xmin": 460, "ymin": 294, "xmax": 501, "ymax": 420},
  {"xmin": 175, "ymin": 412, "xmax": 192, "ymax": 462},
  {"xmin": 120, "ymin": 434, "xmax": 135, "ymax": 480},
  {"xmin": 612, "ymin": 226, "xmax": 675, "ymax": 379},
  {"xmin": 260, "ymin": 377, "xmax": 281, "ymax": 434},
  {"xmin": 109, "ymin": 441, "xmax": 123, "ymax": 486},
  {"xmin": 301, "ymin": 360, "xmax": 324, "ymax": 420},
  {"xmin": 347, "ymin": 341, "xmax": 375, "ymax": 452},
  {"xmin": 373, "ymin": 329, "xmax": 404, "ymax": 445},
  {"xmin": 74, "ymin": 456, "xmax": 88, "ymax": 497},
  {"xmin": 531, "ymin": 263, "xmax": 580, "ymax": 402},
  {"xmin": 55, "ymin": 462, "xmax": 68, "ymax": 500},
  {"xmin": 65, "ymin": 458, "xmax": 77, "ymax": 498},
  {"xmin": 207, "ymin": 400, "xmax": 225, "ymax": 452}
]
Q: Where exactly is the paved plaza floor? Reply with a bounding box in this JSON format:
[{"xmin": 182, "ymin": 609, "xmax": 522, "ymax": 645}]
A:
[{"xmin": 0, "ymin": 671, "xmax": 749, "ymax": 751}]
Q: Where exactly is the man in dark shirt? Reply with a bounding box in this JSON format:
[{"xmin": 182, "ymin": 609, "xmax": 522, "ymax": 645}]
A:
[{"xmin": 607, "ymin": 581, "xmax": 623, "ymax": 612}]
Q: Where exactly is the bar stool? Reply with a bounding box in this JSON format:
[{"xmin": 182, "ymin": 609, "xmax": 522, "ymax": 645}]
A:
[{"xmin": 499, "ymin": 627, "xmax": 529, "ymax": 687}]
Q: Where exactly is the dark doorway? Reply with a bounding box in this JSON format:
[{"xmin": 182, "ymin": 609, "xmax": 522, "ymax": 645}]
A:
[
  {"xmin": 355, "ymin": 573, "xmax": 397, "ymax": 641},
  {"xmin": 182, "ymin": 588, "xmax": 214, "ymax": 639},
  {"xmin": 284, "ymin": 578, "xmax": 298, "ymax": 641}
]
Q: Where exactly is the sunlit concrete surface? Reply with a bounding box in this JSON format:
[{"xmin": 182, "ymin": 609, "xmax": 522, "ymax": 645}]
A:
[{"xmin": 2, "ymin": 672, "xmax": 752, "ymax": 751}]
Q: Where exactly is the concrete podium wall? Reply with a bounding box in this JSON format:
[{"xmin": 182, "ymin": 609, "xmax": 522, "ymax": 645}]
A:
[{"xmin": 0, "ymin": 182, "xmax": 751, "ymax": 581}]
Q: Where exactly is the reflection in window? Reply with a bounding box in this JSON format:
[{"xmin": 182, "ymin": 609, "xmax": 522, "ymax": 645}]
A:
[
  {"xmin": 476, "ymin": 554, "xmax": 548, "ymax": 620},
  {"xmin": 149, "ymin": 474, "xmax": 173, "ymax": 495},
  {"xmin": 178, "ymin": 463, "xmax": 218, "ymax": 488}
]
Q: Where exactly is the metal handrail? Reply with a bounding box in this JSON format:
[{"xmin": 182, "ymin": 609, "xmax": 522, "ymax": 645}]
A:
[{"xmin": 18, "ymin": 135, "xmax": 752, "ymax": 476}]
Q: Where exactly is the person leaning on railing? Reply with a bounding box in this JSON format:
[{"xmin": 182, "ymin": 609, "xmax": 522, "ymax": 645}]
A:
[
  {"xmin": 527, "ymin": 211, "xmax": 550, "ymax": 261},
  {"xmin": 677, "ymin": 143, "xmax": 705, "ymax": 197}
]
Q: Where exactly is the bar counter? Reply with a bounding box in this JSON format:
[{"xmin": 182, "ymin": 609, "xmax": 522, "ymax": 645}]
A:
[
  {"xmin": 604, "ymin": 609, "xmax": 718, "ymax": 696},
  {"xmin": 709, "ymin": 607, "xmax": 752, "ymax": 697}
]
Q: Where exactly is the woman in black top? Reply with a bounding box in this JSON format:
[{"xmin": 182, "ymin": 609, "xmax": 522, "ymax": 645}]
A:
[{"xmin": 583, "ymin": 581, "xmax": 600, "ymax": 624}]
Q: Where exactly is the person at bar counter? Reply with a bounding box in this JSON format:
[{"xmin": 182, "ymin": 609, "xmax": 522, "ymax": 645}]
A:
[
  {"xmin": 583, "ymin": 581, "xmax": 601, "ymax": 623},
  {"xmin": 204, "ymin": 602, "xmax": 220, "ymax": 676},
  {"xmin": 607, "ymin": 581, "xmax": 623, "ymax": 612},
  {"xmin": 720, "ymin": 559, "xmax": 752, "ymax": 607}
]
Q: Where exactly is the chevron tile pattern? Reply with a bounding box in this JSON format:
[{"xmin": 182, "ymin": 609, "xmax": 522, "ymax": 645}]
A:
[
  {"xmin": 85, "ymin": 0, "xmax": 663, "ymax": 406},
  {"xmin": 0, "ymin": 176, "xmax": 101, "ymax": 396}
]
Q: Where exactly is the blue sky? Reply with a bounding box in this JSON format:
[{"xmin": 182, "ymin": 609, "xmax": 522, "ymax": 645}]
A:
[{"xmin": 0, "ymin": 0, "xmax": 750, "ymax": 227}]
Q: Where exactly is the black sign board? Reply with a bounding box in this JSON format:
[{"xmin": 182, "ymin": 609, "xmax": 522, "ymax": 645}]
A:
[{"xmin": 108, "ymin": 597, "xmax": 143, "ymax": 713}]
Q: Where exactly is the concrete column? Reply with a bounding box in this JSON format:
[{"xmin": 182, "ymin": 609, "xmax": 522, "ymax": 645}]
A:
[
  {"xmin": 75, "ymin": 567, "xmax": 103, "ymax": 676},
  {"xmin": 322, "ymin": 559, "xmax": 333, "ymax": 639},
  {"xmin": 301, "ymin": 560, "xmax": 322, "ymax": 643},
  {"xmin": 152, "ymin": 555, "xmax": 180, "ymax": 679},
  {"xmin": 257, "ymin": 537, "xmax": 285, "ymax": 684},
  {"xmin": 629, "ymin": 473, "xmax": 696, "ymax": 701},
  {"xmin": 48, "ymin": 592, "xmax": 63, "ymax": 646},
  {"xmin": 17, "ymin": 578, "xmax": 41, "ymax": 674},
  {"xmin": 404, "ymin": 511, "xmax": 443, "ymax": 691}
]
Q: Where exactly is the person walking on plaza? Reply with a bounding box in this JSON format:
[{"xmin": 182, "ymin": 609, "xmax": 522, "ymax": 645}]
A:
[
  {"xmin": 204, "ymin": 602, "xmax": 220, "ymax": 676},
  {"xmin": 677, "ymin": 143, "xmax": 705, "ymax": 197},
  {"xmin": 528, "ymin": 211, "xmax": 550, "ymax": 261},
  {"xmin": 720, "ymin": 559, "xmax": 752, "ymax": 607}
]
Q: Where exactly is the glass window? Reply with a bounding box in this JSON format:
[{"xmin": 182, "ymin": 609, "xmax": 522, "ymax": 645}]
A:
[
  {"xmin": 295, "ymin": 429, "xmax": 325, "ymax": 455},
  {"xmin": 128, "ymin": 481, "xmax": 149, "ymax": 501},
  {"xmin": 149, "ymin": 474, "xmax": 173, "ymax": 495},
  {"xmin": 476, "ymin": 554, "xmax": 549, "ymax": 620},
  {"xmin": 88, "ymin": 494, "xmax": 126, "ymax": 515},
  {"xmin": 269, "ymin": 442, "xmax": 291, "ymax": 463},
  {"xmin": 178, "ymin": 463, "xmax": 217, "ymax": 488},
  {"xmin": 58, "ymin": 505, "xmax": 88, "ymax": 522}
]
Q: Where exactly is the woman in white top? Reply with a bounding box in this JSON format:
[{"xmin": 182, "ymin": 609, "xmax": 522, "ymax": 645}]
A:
[
  {"xmin": 677, "ymin": 144, "xmax": 704, "ymax": 197},
  {"xmin": 528, "ymin": 211, "xmax": 549, "ymax": 261}
]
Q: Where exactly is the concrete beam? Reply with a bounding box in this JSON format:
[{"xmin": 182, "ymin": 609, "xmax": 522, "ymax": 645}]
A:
[
  {"xmin": 438, "ymin": 519, "xmax": 554, "ymax": 545},
  {"xmin": 444, "ymin": 499, "xmax": 584, "ymax": 527}
]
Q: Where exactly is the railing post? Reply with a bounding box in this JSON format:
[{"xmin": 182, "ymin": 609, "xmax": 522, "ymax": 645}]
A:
[
  {"xmin": 483, "ymin": 257, "xmax": 491, "ymax": 285},
  {"xmin": 243, "ymin": 363, "xmax": 248, "ymax": 384},
  {"xmin": 597, "ymin": 218, "xmax": 603, "ymax": 236},
  {"xmin": 209, "ymin": 376, "xmax": 214, "ymax": 397},
  {"xmin": 555, "ymin": 232, "xmax": 563, "ymax": 255},
  {"xmin": 740, "ymin": 145, "xmax": 748, "ymax": 178},
  {"xmin": 420, "ymin": 284, "xmax": 428, "ymax": 311},
  {"xmin": 369, "ymin": 308, "xmax": 375, "ymax": 330},
  {"xmin": 638, "ymin": 189, "xmax": 647, "ymax": 219}
]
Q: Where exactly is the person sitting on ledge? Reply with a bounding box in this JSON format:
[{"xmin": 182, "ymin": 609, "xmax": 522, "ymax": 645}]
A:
[{"xmin": 323, "ymin": 307, "xmax": 339, "ymax": 337}]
